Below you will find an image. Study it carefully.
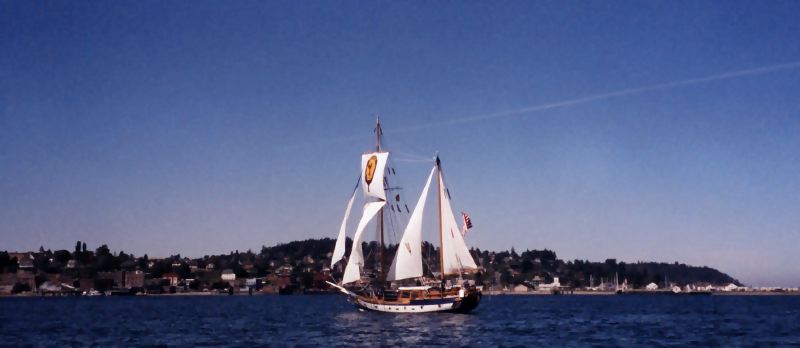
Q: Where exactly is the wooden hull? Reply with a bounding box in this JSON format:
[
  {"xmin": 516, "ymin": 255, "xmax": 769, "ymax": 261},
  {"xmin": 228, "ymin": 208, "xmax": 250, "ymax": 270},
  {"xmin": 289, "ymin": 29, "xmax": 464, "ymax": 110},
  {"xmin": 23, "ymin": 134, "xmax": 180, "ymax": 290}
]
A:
[
  {"xmin": 326, "ymin": 281, "xmax": 482, "ymax": 314},
  {"xmin": 351, "ymin": 291, "xmax": 481, "ymax": 314}
]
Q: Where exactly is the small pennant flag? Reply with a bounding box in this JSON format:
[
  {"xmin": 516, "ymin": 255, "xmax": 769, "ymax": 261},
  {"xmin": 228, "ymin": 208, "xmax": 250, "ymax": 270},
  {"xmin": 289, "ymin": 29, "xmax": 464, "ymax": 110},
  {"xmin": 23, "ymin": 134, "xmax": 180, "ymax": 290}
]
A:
[{"xmin": 461, "ymin": 212, "xmax": 473, "ymax": 236}]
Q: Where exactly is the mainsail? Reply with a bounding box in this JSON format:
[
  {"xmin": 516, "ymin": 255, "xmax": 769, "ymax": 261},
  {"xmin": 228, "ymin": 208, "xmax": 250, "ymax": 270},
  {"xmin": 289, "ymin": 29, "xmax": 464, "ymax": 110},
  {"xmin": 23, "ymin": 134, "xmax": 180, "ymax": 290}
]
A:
[
  {"xmin": 439, "ymin": 172, "xmax": 479, "ymax": 274},
  {"xmin": 342, "ymin": 201, "xmax": 386, "ymax": 284},
  {"xmin": 386, "ymin": 166, "xmax": 435, "ymax": 282}
]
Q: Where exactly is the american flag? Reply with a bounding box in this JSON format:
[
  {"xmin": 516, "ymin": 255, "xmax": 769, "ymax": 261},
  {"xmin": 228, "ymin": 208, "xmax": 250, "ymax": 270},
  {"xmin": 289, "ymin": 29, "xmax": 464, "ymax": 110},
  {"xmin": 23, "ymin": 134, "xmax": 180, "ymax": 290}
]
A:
[{"xmin": 461, "ymin": 212, "xmax": 473, "ymax": 236}]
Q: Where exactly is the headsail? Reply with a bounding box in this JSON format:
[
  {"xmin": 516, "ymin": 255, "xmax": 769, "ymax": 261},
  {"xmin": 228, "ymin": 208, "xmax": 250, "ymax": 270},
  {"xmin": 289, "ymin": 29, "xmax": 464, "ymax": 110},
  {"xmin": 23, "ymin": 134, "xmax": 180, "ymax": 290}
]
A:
[
  {"xmin": 386, "ymin": 166, "xmax": 435, "ymax": 282},
  {"xmin": 439, "ymin": 172, "xmax": 479, "ymax": 275},
  {"xmin": 331, "ymin": 179, "xmax": 359, "ymax": 268},
  {"xmin": 342, "ymin": 201, "xmax": 387, "ymax": 284},
  {"xmin": 361, "ymin": 152, "xmax": 389, "ymax": 201}
]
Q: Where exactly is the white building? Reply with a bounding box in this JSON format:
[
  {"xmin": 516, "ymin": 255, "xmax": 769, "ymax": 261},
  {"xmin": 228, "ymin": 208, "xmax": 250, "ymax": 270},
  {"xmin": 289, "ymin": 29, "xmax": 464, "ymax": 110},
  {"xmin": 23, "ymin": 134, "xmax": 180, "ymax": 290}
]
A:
[
  {"xmin": 645, "ymin": 282, "xmax": 658, "ymax": 291},
  {"xmin": 512, "ymin": 284, "xmax": 530, "ymax": 293},
  {"xmin": 221, "ymin": 269, "xmax": 236, "ymax": 281},
  {"xmin": 722, "ymin": 283, "xmax": 740, "ymax": 292},
  {"xmin": 538, "ymin": 277, "xmax": 560, "ymax": 292}
]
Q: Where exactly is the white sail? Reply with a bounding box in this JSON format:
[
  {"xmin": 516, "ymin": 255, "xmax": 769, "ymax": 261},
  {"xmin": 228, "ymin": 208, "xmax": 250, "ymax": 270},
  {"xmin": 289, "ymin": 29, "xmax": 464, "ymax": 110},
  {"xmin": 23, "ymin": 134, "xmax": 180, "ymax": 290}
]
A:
[
  {"xmin": 342, "ymin": 201, "xmax": 386, "ymax": 284},
  {"xmin": 439, "ymin": 173, "xmax": 478, "ymax": 275},
  {"xmin": 331, "ymin": 186, "xmax": 358, "ymax": 267},
  {"xmin": 361, "ymin": 152, "xmax": 389, "ymax": 201},
  {"xmin": 386, "ymin": 166, "xmax": 435, "ymax": 282}
]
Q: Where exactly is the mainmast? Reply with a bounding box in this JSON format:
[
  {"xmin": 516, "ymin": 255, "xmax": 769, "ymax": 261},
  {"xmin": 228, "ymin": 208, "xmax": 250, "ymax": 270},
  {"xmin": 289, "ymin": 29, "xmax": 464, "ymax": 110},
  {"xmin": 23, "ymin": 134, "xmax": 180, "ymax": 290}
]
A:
[
  {"xmin": 436, "ymin": 156, "xmax": 444, "ymax": 284},
  {"xmin": 376, "ymin": 118, "xmax": 385, "ymax": 286}
]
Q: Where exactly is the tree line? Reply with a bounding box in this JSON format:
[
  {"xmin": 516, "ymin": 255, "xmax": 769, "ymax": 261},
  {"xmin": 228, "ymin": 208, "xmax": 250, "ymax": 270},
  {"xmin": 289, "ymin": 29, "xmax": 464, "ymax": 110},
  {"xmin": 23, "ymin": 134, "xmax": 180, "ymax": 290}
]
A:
[{"xmin": 1, "ymin": 238, "xmax": 740, "ymax": 289}]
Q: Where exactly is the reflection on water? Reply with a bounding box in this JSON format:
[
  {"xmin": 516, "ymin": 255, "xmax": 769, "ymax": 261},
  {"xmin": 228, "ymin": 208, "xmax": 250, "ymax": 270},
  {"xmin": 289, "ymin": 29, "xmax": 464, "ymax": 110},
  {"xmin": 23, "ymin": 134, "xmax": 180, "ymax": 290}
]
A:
[
  {"xmin": 331, "ymin": 300, "xmax": 479, "ymax": 345},
  {"xmin": 2, "ymin": 295, "xmax": 800, "ymax": 345}
]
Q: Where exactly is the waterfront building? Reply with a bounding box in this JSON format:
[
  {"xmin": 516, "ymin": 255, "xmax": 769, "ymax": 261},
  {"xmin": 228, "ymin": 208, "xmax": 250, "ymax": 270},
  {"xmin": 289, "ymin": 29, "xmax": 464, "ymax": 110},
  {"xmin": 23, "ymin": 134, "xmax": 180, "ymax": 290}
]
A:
[
  {"xmin": 538, "ymin": 277, "xmax": 561, "ymax": 292},
  {"xmin": 125, "ymin": 270, "xmax": 144, "ymax": 288},
  {"xmin": 221, "ymin": 269, "xmax": 236, "ymax": 281},
  {"xmin": 512, "ymin": 284, "xmax": 531, "ymax": 293},
  {"xmin": 162, "ymin": 273, "xmax": 180, "ymax": 287},
  {"xmin": 722, "ymin": 283, "xmax": 741, "ymax": 292}
]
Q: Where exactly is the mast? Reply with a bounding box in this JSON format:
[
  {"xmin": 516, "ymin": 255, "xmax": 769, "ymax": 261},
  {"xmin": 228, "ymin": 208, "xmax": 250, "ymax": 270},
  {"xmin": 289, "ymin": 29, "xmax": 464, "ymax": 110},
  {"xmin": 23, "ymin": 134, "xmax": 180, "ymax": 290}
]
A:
[
  {"xmin": 376, "ymin": 117, "xmax": 385, "ymax": 285},
  {"xmin": 436, "ymin": 156, "xmax": 444, "ymax": 283}
]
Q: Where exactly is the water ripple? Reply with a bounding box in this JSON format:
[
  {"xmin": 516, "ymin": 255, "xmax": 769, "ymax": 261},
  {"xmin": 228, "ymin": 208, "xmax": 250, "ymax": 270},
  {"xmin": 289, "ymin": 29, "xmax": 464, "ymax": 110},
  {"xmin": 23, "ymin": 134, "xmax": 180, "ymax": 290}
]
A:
[{"xmin": 2, "ymin": 295, "xmax": 800, "ymax": 346}]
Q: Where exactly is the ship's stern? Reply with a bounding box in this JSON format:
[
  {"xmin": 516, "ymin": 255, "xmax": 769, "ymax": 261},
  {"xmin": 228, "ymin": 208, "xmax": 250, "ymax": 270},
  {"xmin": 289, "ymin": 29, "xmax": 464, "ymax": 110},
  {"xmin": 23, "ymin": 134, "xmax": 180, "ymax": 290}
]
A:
[{"xmin": 451, "ymin": 290, "xmax": 481, "ymax": 313}]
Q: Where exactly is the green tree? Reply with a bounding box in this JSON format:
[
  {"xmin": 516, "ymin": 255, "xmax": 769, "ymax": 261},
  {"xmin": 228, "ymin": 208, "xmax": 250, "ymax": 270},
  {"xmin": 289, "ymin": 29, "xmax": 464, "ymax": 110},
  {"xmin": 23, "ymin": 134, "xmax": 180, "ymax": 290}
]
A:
[
  {"xmin": 53, "ymin": 250, "xmax": 72, "ymax": 263},
  {"xmin": 74, "ymin": 241, "xmax": 82, "ymax": 264},
  {"xmin": 94, "ymin": 244, "xmax": 116, "ymax": 272},
  {"xmin": 0, "ymin": 252, "xmax": 11, "ymax": 272},
  {"xmin": 177, "ymin": 263, "xmax": 192, "ymax": 279},
  {"xmin": 138, "ymin": 254, "xmax": 149, "ymax": 270},
  {"xmin": 150, "ymin": 260, "xmax": 171, "ymax": 278}
]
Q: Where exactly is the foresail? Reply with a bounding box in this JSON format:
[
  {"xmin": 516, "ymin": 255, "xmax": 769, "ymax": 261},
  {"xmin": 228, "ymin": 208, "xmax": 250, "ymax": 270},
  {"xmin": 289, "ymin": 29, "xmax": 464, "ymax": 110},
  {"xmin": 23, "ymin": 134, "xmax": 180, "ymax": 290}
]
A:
[
  {"xmin": 361, "ymin": 152, "xmax": 389, "ymax": 201},
  {"xmin": 387, "ymin": 166, "xmax": 435, "ymax": 282},
  {"xmin": 331, "ymin": 183, "xmax": 358, "ymax": 268},
  {"xmin": 439, "ymin": 173, "xmax": 478, "ymax": 275},
  {"xmin": 341, "ymin": 201, "xmax": 386, "ymax": 284}
]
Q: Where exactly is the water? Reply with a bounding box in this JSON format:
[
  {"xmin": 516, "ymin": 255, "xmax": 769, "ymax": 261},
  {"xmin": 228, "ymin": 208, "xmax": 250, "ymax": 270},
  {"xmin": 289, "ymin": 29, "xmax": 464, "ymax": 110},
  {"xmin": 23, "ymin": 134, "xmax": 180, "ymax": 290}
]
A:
[{"xmin": 2, "ymin": 295, "xmax": 800, "ymax": 346}]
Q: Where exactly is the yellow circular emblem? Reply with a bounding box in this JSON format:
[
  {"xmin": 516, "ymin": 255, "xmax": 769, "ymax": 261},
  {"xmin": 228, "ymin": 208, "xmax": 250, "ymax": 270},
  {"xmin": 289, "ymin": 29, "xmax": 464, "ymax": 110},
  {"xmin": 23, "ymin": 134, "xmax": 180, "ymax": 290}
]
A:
[{"xmin": 364, "ymin": 155, "xmax": 378, "ymax": 186}]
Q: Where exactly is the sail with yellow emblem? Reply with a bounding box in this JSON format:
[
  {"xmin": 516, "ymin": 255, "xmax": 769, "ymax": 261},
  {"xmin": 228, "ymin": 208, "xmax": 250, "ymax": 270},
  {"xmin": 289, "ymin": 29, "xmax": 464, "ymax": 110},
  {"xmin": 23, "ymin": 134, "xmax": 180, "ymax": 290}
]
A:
[{"xmin": 338, "ymin": 151, "xmax": 389, "ymax": 284}]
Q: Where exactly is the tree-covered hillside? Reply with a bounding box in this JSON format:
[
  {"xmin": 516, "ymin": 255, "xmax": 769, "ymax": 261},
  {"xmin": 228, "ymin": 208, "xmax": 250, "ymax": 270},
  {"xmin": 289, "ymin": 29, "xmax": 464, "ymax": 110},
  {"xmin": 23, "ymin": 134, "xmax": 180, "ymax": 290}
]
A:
[{"xmin": 1, "ymin": 238, "xmax": 740, "ymax": 292}]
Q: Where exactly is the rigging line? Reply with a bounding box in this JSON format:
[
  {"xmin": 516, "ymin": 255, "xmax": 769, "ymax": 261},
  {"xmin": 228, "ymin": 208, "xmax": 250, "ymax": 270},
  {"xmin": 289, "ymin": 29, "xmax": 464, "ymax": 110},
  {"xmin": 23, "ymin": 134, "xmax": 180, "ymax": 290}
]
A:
[
  {"xmin": 276, "ymin": 132, "xmax": 370, "ymax": 151},
  {"xmin": 389, "ymin": 60, "xmax": 800, "ymax": 133},
  {"xmin": 392, "ymin": 157, "xmax": 435, "ymax": 163},
  {"xmin": 386, "ymin": 203, "xmax": 399, "ymax": 246},
  {"xmin": 423, "ymin": 250, "xmax": 435, "ymax": 279},
  {"xmin": 427, "ymin": 241, "xmax": 436, "ymax": 278},
  {"xmin": 391, "ymin": 150, "xmax": 434, "ymax": 161},
  {"xmin": 384, "ymin": 132, "xmax": 435, "ymax": 160}
]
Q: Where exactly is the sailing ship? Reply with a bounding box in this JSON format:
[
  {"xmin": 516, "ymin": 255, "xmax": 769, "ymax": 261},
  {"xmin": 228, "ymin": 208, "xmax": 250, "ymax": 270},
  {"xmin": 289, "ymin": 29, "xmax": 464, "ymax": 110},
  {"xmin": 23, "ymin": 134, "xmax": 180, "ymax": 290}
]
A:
[{"xmin": 326, "ymin": 120, "xmax": 482, "ymax": 313}]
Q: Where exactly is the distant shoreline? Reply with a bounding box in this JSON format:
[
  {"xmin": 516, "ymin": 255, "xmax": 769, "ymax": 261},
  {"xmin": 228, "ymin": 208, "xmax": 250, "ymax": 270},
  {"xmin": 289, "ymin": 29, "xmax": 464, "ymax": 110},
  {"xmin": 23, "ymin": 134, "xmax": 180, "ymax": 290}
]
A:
[{"xmin": 4, "ymin": 290, "xmax": 800, "ymax": 298}]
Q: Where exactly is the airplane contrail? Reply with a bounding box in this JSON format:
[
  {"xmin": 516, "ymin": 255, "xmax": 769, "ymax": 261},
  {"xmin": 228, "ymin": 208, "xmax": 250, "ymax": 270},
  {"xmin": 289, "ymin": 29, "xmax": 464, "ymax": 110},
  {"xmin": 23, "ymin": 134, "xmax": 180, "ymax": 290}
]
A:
[{"xmin": 391, "ymin": 60, "xmax": 800, "ymax": 133}]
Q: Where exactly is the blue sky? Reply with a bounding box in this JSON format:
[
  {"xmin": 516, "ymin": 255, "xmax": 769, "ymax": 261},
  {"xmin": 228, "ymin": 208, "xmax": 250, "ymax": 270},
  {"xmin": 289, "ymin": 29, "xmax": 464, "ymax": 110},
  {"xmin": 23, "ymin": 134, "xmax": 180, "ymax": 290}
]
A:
[{"xmin": 1, "ymin": 1, "xmax": 799, "ymax": 286}]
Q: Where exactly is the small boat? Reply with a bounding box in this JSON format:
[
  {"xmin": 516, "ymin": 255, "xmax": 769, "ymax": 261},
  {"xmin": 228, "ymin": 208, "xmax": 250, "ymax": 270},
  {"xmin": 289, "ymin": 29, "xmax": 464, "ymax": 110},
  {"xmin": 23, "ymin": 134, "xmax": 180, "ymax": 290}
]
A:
[
  {"xmin": 82, "ymin": 289, "xmax": 103, "ymax": 296},
  {"xmin": 327, "ymin": 119, "xmax": 482, "ymax": 313}
]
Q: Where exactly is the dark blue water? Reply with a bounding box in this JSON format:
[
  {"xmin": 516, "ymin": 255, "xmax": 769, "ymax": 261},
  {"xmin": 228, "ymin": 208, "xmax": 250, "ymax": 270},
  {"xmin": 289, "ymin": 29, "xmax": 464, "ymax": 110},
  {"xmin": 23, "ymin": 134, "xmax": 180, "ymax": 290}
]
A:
[{"xmin": 2, "ymin": 295, "xmax": 800, "ymax": 346}]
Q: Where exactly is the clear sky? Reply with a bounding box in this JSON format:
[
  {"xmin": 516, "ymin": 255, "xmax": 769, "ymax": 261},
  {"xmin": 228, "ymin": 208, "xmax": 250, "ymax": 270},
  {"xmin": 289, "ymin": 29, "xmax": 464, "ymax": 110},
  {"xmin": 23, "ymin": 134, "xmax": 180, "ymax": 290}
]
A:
[{"xmin": 2, "ymin": 1, "xmax": 799, "ymax": 286}]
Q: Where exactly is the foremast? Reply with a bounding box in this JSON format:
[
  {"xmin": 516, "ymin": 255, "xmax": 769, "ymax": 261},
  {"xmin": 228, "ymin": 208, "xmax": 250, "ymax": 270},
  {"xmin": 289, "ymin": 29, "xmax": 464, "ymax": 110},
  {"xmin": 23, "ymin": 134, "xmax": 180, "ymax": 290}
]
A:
[
  {"xmin": 375, "ymin": 118, "xmax": 386, "ymax": 286},
  {"xmin": 339, "ymin": 119, "xmax": 390, "ymax": 286}
]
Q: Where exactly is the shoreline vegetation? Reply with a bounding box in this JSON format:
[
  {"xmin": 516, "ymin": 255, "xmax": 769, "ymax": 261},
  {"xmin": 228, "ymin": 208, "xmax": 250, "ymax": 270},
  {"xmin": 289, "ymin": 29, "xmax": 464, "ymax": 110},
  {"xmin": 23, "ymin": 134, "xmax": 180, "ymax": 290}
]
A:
[{"xmin": 2, "ymin": 238, "xmax": 795, "ymax": 297}]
